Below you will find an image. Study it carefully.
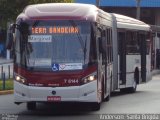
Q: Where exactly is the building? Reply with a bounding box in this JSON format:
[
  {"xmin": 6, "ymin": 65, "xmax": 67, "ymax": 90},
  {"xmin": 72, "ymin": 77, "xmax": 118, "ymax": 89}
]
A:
[
  {"xmin": 75, "ymin": 0, "xmax": 160, "ymax": 25},
  {"xmin": 75, "ymin": 0, "xmax": 160, "ymax": 69}
]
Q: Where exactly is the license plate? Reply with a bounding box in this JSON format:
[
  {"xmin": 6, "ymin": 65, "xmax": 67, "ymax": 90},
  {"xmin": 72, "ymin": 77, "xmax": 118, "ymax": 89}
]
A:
[{"xmin": 47, "ymin": 96, "xmax": 61, "ymax": 102}]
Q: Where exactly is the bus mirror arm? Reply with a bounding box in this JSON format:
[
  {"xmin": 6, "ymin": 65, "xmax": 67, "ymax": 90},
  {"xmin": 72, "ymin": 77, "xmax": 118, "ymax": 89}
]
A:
[{"xmin": 6, "ymin": 24, "xmax": 16, "ymax": 50}]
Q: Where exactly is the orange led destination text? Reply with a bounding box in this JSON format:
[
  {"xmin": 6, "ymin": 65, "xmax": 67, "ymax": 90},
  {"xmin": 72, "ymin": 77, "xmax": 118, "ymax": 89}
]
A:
[
  {"xmin": 32, "ymin": 27, "xmax": 79, "ymax": 34},
  {"xmin": 32, "ymin": 27, "xmax": 47, "ymax": 34},
  {"xmin": 49, "ymin": 27, "xmax": 79, "ymax": 34}
]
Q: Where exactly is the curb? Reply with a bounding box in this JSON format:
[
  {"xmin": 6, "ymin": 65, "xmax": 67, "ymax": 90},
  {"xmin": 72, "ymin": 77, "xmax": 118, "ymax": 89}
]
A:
[
  {"xmin": 152, "ymin": 70, "xmax": 160, "ymax": 76},
  {"xmin": 0, "ymin": 90, "xmax": 14, "ymax": 95}
]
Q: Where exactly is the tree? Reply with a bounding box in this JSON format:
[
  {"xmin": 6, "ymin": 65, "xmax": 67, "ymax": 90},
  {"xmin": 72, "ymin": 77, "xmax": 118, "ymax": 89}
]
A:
[{"xmin": 0, "ymin": 0, "xmax": 74, "ymax": 29}]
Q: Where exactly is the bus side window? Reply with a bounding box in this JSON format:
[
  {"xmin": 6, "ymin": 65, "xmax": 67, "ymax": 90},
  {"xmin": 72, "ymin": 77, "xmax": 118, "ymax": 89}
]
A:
[
  {"xmin": 106, "ymin": 28, "xmax": 112, "ymax": 64},
  {"xmin": 118, "ymin": 31, "xmax": 126, "ymax": 55},
  {"xmin": 89, "ymin": 27, "xmax": 97, "ymax": 65},
  {"xmin": 146, "ymin": 32, "xmax": 151, "ymax": 54},
  {"xmin": 97, "ymin": 27, "xmax": 106, "ymax": 54},
  {"xmin": 126, "ymin": 31, "xmax": 140, "ymax": 54},
  {"xmin": 106, "ymin": 29, "xmax": 109, "ymax": 64},
  {"xmin": 102, "ymin": 29, "xmax": 106, "ymax": 53},
  {"xmin": 138, "ymin": 33, "xmax": 147, "ymax": 54},
  {"xmin": 102, "ymin": 29, "xmax": 107, "ymax": 65},
  {"xmin": 109, "ymin": 29, "xmax": 112, "ymax": 62}
]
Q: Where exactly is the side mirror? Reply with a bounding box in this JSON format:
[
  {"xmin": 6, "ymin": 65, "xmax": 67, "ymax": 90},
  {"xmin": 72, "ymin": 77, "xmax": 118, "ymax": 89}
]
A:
[{"xmin": 6, "ymin": 24, "xmax": 15, "ymax": 50}]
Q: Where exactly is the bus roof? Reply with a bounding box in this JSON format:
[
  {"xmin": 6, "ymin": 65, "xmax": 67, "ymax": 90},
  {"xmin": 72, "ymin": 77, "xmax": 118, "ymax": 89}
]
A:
[
  {"xmin": 113, "ymin": 13, "xmax": 150, "ymax": 31},
  {"xmin": 18, "ymin": 3, "xmax": 149, "ymax": 31},
  {"xmin": 18, "ymin": 3, "xmax": 106, "ymax": 21}
]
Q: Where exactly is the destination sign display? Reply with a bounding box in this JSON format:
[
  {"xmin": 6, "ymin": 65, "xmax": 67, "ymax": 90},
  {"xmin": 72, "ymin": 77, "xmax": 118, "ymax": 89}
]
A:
[{"xmin": 32, "ymin": 26, "xmax": 80, "ymax": 34}]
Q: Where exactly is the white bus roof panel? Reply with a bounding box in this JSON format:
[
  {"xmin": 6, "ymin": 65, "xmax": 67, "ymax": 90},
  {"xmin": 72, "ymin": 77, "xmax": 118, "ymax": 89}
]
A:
[
  {"xmin": 113, "ymin": 13, "xmax": 150, "ymax": 31},
  {"xmin": 22, "ymin": 3, "xmax": 110, "ymax": 21}
]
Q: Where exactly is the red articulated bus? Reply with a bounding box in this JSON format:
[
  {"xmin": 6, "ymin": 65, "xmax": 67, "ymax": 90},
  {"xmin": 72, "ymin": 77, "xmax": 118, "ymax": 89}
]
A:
[{"xmin": 7, "ymin": 3, "xmax": 152, "ymax": 111}]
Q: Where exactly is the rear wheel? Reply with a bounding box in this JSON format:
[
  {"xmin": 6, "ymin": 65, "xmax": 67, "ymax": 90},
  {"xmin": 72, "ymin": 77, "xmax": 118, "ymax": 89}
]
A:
[
  {"xmin": 120, "ymin": 80, "xmax": 137, "ymax": 93},
  {"xmin": 120, "ymin": 71, "xmax": 138, "ymax": 93},
  {"xmin": 104, "ymin": 92, "xmax": 110, "ymax": 101},
  {"xmin": 27, "ymin": 102, "xmax": 36, "ymax": 110},
  {"xmin": 128, "ymin": 72, "xmax": 138, "ymax": 93},
  {"xmin": 120, "ymin": 88, "xmax": 128, "ymax": 93}
]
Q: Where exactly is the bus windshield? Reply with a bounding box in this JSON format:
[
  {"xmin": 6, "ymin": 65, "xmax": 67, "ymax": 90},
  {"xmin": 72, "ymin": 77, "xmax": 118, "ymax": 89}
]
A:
[{"xmin": 15, "ymin": 20, "xmax": 91, "ymax": 71}]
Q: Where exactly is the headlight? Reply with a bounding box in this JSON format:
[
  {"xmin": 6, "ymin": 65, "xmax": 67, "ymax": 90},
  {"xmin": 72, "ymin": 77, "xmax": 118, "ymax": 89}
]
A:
[
  {"xmin": 14, "ymin": 73, "xmax": 26, "ymax": 84},
  {"xmin": 81, "ymin": 72, "xmax": 97, "ymax": 85}
]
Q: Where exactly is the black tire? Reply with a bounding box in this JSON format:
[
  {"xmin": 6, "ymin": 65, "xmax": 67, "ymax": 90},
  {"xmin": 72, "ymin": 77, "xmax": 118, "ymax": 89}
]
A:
[
  {"xmin": 120, "ymin": 72, "xmax": 138, "ymax": 93},
  {"xmin": 120, "ymin": 88, "xmax": 128, "ymax": 93},
  {"xmin": 120, "ymin": 82, "xmax": 137, "ymax": 93},
  {"xmin": 104, "ymin": 74, "xmax": 112, "ymax": 101},
  {"xmin": 104, "ymin": 92, "xmax": 110, "ymax": 101},
  {"xmin": 128, "ymin": 77, "xmax": 137, "ymax": 93},
  {"xmin": 104, "ymin": 81, "xmax": 111, "ymax": 102},
  {"xmin": 91, "ymin": 103, "xmax": 100, "ymax": 111},
  {"xmin": 27, "ymin": 102, "xmax": 36, "ymax": 110},
  {"xmin": 101, "ymin": 78, "xmax": 105, "ymax": 102}
]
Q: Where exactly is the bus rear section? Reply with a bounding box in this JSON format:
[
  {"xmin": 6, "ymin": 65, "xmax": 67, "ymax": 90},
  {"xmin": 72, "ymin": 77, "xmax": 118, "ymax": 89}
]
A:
[{"xmin": 112, "ymin": 14, "xmax": 152, "ymax": 92}]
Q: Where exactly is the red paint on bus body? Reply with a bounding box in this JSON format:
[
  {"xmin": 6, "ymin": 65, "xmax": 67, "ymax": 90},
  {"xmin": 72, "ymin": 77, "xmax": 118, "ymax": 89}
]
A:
[{"xmin": 14, "ymin": 65, "xmax": 97, "ymax": 87}]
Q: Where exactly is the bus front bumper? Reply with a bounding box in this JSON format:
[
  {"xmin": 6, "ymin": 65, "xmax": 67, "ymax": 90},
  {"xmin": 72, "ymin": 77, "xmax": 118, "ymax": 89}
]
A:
[{"xmin": 14, "ymin": 81, "xmax": 98, "ymax": 103}]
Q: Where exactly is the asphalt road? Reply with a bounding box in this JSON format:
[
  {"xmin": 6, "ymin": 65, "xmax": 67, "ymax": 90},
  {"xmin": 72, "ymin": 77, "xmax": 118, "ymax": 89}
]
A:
[{"xmin": 0, "ymin": 75, "xmax": 160, "ymax": 120}]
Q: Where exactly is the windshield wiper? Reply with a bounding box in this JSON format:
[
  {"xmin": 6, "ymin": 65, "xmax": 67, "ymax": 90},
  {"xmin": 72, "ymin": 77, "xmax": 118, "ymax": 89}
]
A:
[{"xmin": 70, "ymin": 20, "xmax": 87, "ymax": 64}]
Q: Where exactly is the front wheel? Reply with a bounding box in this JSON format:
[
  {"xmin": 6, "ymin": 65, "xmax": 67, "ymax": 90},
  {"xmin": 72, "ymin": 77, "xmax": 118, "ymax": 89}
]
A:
[
  {"xmin": 27, "ymin": 102, "xmax": 36, "ymax": 110},
  {"xmin": 90, "ymin": 103, "xmax": 101, "ymax": 111}
]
